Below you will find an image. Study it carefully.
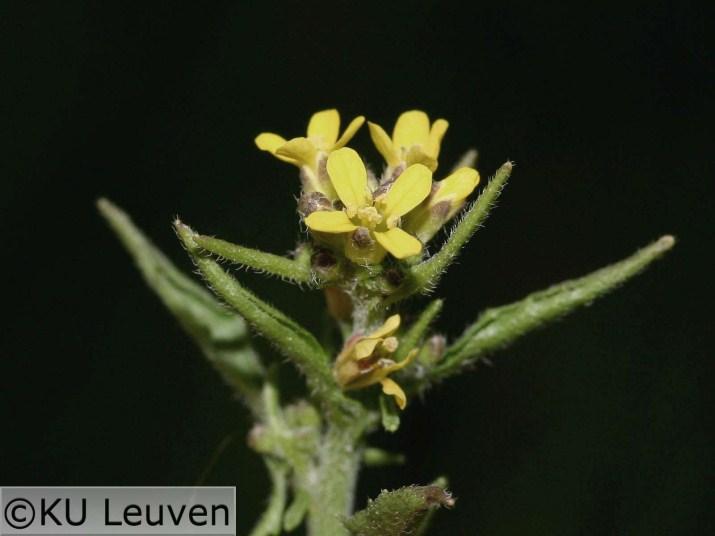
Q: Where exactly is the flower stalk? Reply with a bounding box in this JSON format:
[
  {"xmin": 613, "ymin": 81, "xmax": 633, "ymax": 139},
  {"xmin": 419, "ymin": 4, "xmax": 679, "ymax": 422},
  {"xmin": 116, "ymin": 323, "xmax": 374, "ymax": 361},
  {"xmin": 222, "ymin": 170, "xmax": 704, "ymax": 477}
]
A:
[{"xmin": 100, "ymin": 108, "xmax": 675, "ymax": 535}]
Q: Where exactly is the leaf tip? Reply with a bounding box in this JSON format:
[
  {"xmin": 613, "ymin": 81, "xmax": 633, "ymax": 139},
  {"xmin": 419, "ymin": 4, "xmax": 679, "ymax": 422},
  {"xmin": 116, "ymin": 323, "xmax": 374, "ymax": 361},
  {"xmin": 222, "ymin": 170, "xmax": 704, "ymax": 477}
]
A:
[{"xmin": 656, "ymin": 234, "xmax": 676, "ymax": 251}]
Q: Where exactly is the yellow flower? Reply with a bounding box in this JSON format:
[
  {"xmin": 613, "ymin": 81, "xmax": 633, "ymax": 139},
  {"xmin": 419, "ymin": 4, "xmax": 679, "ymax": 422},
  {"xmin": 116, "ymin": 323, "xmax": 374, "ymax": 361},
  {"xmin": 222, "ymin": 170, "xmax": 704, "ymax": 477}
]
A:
[
  {"xmin": 303, "ymin": 147, "xmax": 432, "ymax": 264},
  {"xmin": 333, "ymin": 315, "xmax": 417, "ymax": 409},
  {"xmin": 368, "ymin": 110, "xmax": 449, "ymax": 172},
  {"xmin": 254, "ymin": 109, "xmax": 365, "ymax": 179},
  {"xmin": 404, "ymin": 167, "xmax": 481, "ymax": 243}
]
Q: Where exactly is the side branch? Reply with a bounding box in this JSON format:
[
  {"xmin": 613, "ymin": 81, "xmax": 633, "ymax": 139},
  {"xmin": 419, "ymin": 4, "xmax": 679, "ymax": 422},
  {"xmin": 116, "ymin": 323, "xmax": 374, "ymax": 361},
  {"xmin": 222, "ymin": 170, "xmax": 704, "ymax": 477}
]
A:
[
  {"xmin": 176, "ymin": 220, "xmax": 355, "ymax": 417},
  {"xmin": 429, "ymin": 235, "xmax": 676, "ymax": 384},
  {"xmin": 97, "ymin": 198, "xmax": 265, "ymax": 413},
  {"xmin": 391, "ymin": 161, "xmax": 512, "ymax": 302},
  {"xmin": 194, "ymin": 234, "xmax": 314, "ymax": 284}
]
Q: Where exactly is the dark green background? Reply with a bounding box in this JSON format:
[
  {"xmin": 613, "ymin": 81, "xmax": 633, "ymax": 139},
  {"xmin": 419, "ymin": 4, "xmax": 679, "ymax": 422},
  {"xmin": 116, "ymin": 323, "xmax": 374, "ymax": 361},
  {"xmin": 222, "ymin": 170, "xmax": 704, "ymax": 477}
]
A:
[{"xmin": 2, "ymin": 2, "xmax": 711, "ymax": 534}]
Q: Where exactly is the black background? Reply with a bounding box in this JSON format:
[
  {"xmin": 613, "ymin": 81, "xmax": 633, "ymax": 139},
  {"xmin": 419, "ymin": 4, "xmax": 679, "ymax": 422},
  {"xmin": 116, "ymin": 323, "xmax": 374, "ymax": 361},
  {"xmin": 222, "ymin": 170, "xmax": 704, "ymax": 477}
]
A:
[{"xmin": 2, "ymin": 2, "xmax": 712, "ymax": 534}]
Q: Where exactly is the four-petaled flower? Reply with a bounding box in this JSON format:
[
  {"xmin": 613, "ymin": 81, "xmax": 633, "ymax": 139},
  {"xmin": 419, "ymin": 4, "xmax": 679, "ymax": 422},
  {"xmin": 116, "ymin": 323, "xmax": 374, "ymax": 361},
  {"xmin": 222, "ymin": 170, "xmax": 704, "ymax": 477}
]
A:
[
  {"xmin": 368, "ymin": 110, "xmax": 449, "ymax": 172},
  {"xmin": 333, "ymin": 314, "xmax": 417, "ymax": 410},
  {"xmin": 255, "ymin": 109, "xmax": 365, "ymax": 195},
  {"xmin": 304, "ymin": 147, "xmax": 432, "ymax": 264}
]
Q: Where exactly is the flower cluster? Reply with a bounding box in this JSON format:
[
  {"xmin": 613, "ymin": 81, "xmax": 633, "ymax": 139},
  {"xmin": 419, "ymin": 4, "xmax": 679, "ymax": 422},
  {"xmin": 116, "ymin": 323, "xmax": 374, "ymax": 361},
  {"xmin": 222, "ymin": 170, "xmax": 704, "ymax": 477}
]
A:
[
  {"xmin": 256, "ymin": 109, "xmax": 480, "ymax": 265},
  {"xmin": 254, "ymin": 109, "xmax": 482, "ymax": 408}
]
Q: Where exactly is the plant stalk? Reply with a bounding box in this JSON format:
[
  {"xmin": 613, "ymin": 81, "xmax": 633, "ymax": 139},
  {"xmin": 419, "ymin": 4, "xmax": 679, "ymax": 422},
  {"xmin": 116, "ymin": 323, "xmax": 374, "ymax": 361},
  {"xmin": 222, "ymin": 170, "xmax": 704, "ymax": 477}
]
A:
[{"xmin": 306, "ymin": 419, "xmax": 366, "ymax": 535}]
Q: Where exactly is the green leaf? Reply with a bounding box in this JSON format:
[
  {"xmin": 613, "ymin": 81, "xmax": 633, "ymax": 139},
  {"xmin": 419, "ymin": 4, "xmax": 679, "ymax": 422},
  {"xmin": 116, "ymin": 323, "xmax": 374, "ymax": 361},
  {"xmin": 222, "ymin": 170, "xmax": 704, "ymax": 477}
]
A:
[
  {"xmin": 390, "ymin": 161, "xmax": 512, "ymax": 302},
  {"xmin": 283, "ymin": 489, "xmax": 310, "ymax": 532},
  {"xmin": 97, "ymin": 198, "xmax": 264, "ymax": 411},
  {"xmin": 362, "ymin": 448, "xmax": 406, "ymax": 467},
  {"xmin": 394, "ymin": 299, "xmax": 443, "ymax": 361},
  {"xmin": 380, "ymin": 395, "xmax": 400, "ymax": 433},
  {"xmin": 175, "ymin": 220, "xmax": 355, "ymax": 416},
  {"xmin": 248, "ymin": 458, "xmax": 288, "ymax": 536},
  {"xmin": 193, "ymin": 234, "xmax": 314, "ymax": 284},
  {"xmin": 431, "ymin": 235, "xmax": 676, "ymax": 383},
  {"xmin": 344, "ymin": 484, "xmax": 454, "ymax": 536}
]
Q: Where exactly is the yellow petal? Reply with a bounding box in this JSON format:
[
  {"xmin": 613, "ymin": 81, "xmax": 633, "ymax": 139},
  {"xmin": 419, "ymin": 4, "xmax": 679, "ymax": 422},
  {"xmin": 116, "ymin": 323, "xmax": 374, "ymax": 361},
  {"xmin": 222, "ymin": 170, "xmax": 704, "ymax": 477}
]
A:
[
  {"xmin": 404, "ymin": 146, "xmax": 438, "ymax": 171},
  {"xmin": 432, "ymin": 167, "xmax": 480, "ymax": 205},
  {"xmin": 333, "ymin": 116, "xmax": 366, "ymax": 149},
  {"xmin": 424, "ymin": 118, "xmax": 449, "ymax": 159},
  {"xmin": 368, "ymin": 121, "xmax": 400, "ymax": 166},
  {"xmin": 369, "ymin": 314, "xmax": 401, "ymax": 339},
  {"xmin": 374, "ymin": 228, "xmax": 423, "ymax": 259},
  {"xmin": 380, "ymin": 378, "xmax": 407, "ymax": 410},
  {"xmin": 304, "ymin": 210, "xmax": 358, "ymax": 233},
  {"xmin": 383, "ymin": 348, "xmax": 418, "ymax": 374},
  {"xmin": 276, "ymin": 137, "xmax": 318, "ymax": 167},
  {"xmin": 255, "ymin": 133, "xmax": 298, "ymax": 164},
  {"xmin": 393, "ymin": 110, "xmax": 430, "ymax": 150},
  {"xmin": 354, "ymin": 338, "xmax": 381, "ymax": 360},
  {"xmin": 255, "ymin": 132, "xmax": 286, "ymax": 153},
  {"xmin": 379, "ymin": 163, "xmax": 433, "ymax": 219},
  {"xmin": 326, "ymin": 148, "xmax": 371, "ymax": 210},
  {"xmin": 307, "ymin": 109, "xmax": 340, "ymax": 149}
]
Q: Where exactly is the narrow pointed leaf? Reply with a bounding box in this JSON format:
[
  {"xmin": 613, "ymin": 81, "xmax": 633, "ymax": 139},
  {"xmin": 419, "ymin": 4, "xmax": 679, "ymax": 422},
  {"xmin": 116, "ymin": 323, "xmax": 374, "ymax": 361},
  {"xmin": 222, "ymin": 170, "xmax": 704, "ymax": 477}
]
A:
[
  {"xmin": 194, "ymin": 234, "xmax": 314, "ymax": 284},
  {"xmin": 394, "ymin": 299, "xmax": 443, "ymax": 361},
  {"xmin": 176, "ymin": 221, "xmax": 353, "ymax": 414},
  {"xmin": 344, "ymin": 484, "xmax": 454, "ymax": 536},
  {"xmin": 390, "ymin": 161, "xmax": 512, "ymax": 302},
  {"xmin": 380, "ymin": 395, "xmax": 400, "ymax": 433},
  {"xmin": 97, "ymin": 198, "xmax": 264, "ymax": 411},
  {"xmin": 362, "ymin": 448, "xmax": 406, "ymax": 467},
  {"xmin": 283, "ymin": 489, "xmax": 310, "ymax": 532},
  {"xmin": 248, "ymin": 459, "xmax": 288, "ymax": 536},
  {"xmin": 430, "ymin": 235, "xmax": 676, "ymax": 383}
]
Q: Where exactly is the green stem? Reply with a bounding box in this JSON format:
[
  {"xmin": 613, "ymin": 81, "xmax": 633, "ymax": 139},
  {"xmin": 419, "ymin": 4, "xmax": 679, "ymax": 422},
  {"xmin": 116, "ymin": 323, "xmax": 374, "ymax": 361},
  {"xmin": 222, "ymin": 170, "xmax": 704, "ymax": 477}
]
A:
[
  {"xmin": 194, "ymin": 234, "xmax": 314, "ymax": 284},
  {"xmin": 307, "ymin": 422, "xmax": 364, "ymax": 536}
]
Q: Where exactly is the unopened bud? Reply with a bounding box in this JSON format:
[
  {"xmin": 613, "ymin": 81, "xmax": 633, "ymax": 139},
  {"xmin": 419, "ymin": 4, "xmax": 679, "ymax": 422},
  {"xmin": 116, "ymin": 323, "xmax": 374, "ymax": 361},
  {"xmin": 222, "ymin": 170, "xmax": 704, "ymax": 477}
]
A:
[
  {"xmin": 324, "ymin": 286, "xmax": 353, "ymax": 321},
  {"xmin": 419, "ymin": 334, "xmax": 446, "ymax": 365},
  {"xmin": 381, "ymin": 336, "xmax": 399, "ymax": 353}
]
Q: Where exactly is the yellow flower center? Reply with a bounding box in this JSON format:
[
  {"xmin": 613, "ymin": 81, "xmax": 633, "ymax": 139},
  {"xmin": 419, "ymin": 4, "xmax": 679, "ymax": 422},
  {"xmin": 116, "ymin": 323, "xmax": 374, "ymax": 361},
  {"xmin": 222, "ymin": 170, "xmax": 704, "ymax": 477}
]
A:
[{"xmin": 355, "ymin": 206, "xmax": 383, "ymax": 229}]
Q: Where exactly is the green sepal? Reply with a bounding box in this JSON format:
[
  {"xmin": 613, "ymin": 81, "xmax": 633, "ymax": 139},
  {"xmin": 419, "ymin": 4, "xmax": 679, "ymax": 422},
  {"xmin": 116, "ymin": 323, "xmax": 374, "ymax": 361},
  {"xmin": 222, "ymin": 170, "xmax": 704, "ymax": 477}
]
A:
[
  {"xmin": 344, "ymin": 484, "xmax": 454, "ymax": 536},
  {"xmin": 97, "ymin": 198, "xmax": 264, "ymax": 412},
  {"xmin": 175, "ymin": 220, "xmax": 355, "ymax": 416},
  {"xmin": 193, "ymin": 234, "xmax": 314, "ymax": 285},
  {"xmin": 389, "ymin": 161, "xmax": 512, "ymax": 303},
  {"xmin": 431, "ymin": 235, "xmax": 676, "ymax": 384}
]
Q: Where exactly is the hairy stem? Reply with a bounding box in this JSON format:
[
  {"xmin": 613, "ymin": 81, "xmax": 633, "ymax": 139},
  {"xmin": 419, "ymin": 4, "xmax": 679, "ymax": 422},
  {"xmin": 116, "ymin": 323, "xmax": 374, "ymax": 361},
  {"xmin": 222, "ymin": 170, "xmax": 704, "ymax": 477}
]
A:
[{"xmin": 307, "ymin": 422, "xmax": 364, "ymax": 536}]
